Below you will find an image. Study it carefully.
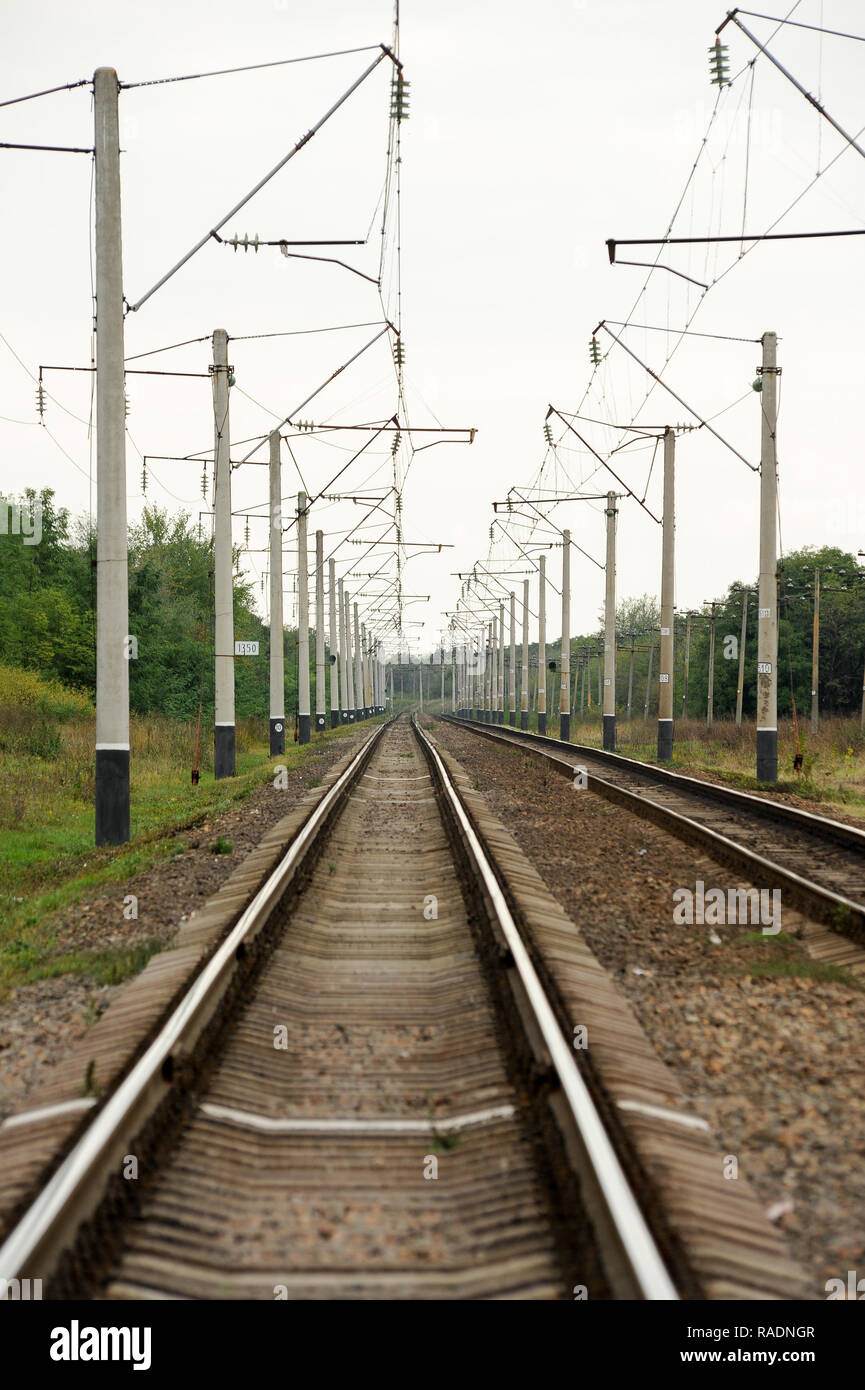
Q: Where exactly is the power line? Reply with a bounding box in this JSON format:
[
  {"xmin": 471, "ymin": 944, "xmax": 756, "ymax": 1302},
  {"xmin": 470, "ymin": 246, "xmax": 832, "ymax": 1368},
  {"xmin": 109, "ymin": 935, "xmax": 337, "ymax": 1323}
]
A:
[
  {"xmin": 730, "ymin": 10, "xmax": 865, "ymax": 44},
  {"xmin": 604, "ymin": 321, "xmax": 761, "ymax": 343},
  {"xmin": 0, "ymin": 78, "xmax": 88, "ymax": 109},
  {"xmin": 119, "ymin": 46, "xmax": 389, "ymax": 89}
]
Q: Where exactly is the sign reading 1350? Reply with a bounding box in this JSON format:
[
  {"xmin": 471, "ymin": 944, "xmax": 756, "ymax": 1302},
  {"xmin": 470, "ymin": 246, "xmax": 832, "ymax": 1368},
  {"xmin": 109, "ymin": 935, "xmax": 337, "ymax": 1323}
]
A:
[{"xmin": 234, "ymin": 641, "xmax": 260, "ymax": 656}]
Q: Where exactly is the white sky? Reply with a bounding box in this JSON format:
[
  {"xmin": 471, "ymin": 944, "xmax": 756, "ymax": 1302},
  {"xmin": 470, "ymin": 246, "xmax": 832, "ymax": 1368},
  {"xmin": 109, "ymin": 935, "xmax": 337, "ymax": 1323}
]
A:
[{"xmin": 2, "ymin": 0, "xmax": 864, "ymax": 660}]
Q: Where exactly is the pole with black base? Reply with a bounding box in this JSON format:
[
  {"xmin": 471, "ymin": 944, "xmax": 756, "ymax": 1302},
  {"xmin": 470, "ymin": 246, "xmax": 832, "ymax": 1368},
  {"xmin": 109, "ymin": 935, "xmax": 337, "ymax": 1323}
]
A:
[
  {"xmin": 657, "ymin": 430, "xmax": 675, "ymax": 762},
  {"xmin": 538, "ymin": 557, "xmax": 547, "ymax": 734},
  {"xmin": 559, "ymin": 531, "xmax": 570, "ymax": 742},
  {"xmin": 213, "ymin": 328, "xmax": 235, "ymax": 778},
  {"xmin": 603, "ymin": 493, "xmax": 618, "ymax": 752},
  {"xmin": 94, "ymin": 68, "xmax": 130, "ymax": 845},
  {"xmin": 297, "ymin": 492, "xmax": 310, "ymax": 744},
  {"xmin": 756, "ymin": 330, "xmax": 779, "ymax": 783},
  {"xmin": 353, "ymin": 601, "xmax": 363, "ymax": 721},
  {"xmin": 508, "ymin": 591, "xmax": 516, "ymax": 725},
  {"xmin": 520, "ymin": 580, "xmax": 529, "ymax": 730},
  {"xmin": 342, "ymin": 584, "xmax": 355, "ymax": 722},
  {"xmin": 269, "ymin": 430, "xmax": 285, "ymax": 756},
  {"xmin": 314, "ymin": 529, "xmax": 327, "ymax": 733},
  {"xmin": 329, "ymin": 557, "xmax": 340, "ymax": 727}
]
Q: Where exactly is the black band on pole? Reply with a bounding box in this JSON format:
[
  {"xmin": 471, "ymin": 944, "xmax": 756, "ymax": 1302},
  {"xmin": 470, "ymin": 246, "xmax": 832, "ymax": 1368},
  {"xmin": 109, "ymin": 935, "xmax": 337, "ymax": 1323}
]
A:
[{"xmin": 95, "ymin": 749, "xmax": 130, "ymax": 845}]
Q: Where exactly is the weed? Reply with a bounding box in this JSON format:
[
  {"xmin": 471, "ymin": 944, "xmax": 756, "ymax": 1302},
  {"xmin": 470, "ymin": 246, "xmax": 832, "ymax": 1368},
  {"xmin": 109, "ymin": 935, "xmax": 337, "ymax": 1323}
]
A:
[{"xmin": 209, "ymin": 836, "xmax": 233, "ymax": 855}]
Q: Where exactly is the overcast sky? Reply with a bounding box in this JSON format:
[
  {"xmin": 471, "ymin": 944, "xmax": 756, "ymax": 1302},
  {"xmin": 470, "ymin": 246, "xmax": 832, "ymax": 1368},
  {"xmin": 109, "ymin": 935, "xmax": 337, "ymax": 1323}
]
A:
[{"xmin": 2, "ymin": 0, "xmax": 864, "ymax": 658}]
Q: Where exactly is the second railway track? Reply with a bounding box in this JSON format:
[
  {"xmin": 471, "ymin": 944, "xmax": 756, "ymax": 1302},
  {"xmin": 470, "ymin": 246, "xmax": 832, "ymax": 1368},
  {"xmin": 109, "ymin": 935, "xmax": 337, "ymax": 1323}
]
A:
[{"xmin": 444, "ymin": 714, "xmax": 865, "ymax": 963}]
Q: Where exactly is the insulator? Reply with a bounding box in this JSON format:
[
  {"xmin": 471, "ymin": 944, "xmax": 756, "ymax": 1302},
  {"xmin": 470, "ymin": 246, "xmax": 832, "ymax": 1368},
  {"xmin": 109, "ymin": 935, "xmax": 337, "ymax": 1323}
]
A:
[
  {"xmin": 390, "ymin": 73, "xmax": 411, "ymax": 122},
  {"xmin": 391, "ymin": 429, "xmax": 402, "ymax": 456},
  {"xmin": 489, "ymin": 524, "xmax": 494, "ymax": 541},
  {"xmin": 506, "ymin": 497, "xmax": 513, "ymax": 513},
  {"xmin": 709, "ymin": 39, "xmax": 729, "ymax": 86},
  {"xmin": 392, "ymin": 339, "xmax": 405, "ymax": 367},
  {"xmin": 543, "ymin": 421, "xmax": 554, "ymax": 445},
  {"xmin": 35, "ymin": 382, "xmax": 46, "ymax": 420},
  {"xmin": 751, "ymin": 377, "xmax": 763, "ymax": 393},
  {"xmin": 228, "ymin": 371, "xmax": 236, "ymax": 387},
  {"xmin": 590, "ymin": 336, "xmax": 601, "ymax": 366},
  {"xmin": 124, "ymin": 392, "xmax": 131, "ymax": 418},
  {"xmin": 201, "ymin": 465, "xmax": 208, "ymax": 498},
  {"xmin": 244, "ymin": 519, "xmax": 250, "ymax": 546},
  {"xmin": 141, "ymin": 463, "xmax": 147, "ymax": 495}
]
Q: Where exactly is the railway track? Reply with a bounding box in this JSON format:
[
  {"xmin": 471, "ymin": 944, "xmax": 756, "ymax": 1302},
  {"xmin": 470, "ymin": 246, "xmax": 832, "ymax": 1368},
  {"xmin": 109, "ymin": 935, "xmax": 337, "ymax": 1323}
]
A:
[
  {"xmin": 1, "ymin": 713, "xmax": 689, "ymax": 1301},
  {"xmin": 444, "ymin": 715, "xmax": 865, "ymax": 964}
]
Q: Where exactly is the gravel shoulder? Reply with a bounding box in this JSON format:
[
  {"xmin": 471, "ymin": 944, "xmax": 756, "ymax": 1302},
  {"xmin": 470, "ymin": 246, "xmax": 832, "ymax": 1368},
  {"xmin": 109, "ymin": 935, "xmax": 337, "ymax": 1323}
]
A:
[
  {"xmin": 0, "ymin": 727, "xmax": 376, "ymax": 1123},
  {"xmin": 431, "ymin": 717, "xmax": 865, "ymax": 1297}
]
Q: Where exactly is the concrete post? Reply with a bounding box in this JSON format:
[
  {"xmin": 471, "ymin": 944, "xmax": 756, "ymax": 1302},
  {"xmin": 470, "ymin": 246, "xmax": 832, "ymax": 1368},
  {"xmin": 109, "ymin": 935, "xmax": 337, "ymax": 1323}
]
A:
[
  {"xmin": 353, "ymin": 602, "xmax": 363, "ymax": 720},
  {"xmin": 707, "ymin": 602, "xmax": 717, "ymax": 729},
  {"xmin": 657, "ymin": 429, "xmax": 675, "ymax": 761},
  {"xmin": 314, "ymin": 530, "xmax": 326, "ymax": 732},
  {"xmin": 682, "ymin": 615, "xmax": 691, "ymax": 718},
  {"xmin": 735, "ymin": 590, "xmax": 748, "ymax": 727},
  {"xmin": 521, "ymin": 579, "xmax": 529, "ymax": 730},
  {"xmin": 626, "ymin": 636, "xmax": 635, "ymax": 720},
  {"xmin": 538, "ymin": 555, "xmax": 547, "ymax": 734},
  {"xmin": 339, "ymin": 579, "xmax": 353, "ymax": 723},
  {"xmin": 328, "ymin": 557, "xmax": 340, "ymax": 727},
  {"xmin": 644, "ymin": 631, "xmax": 655, "ymax": 720},
  {"xmin": 560, "ymin": 532, "xmax": 570, "ymax": 741},
  {"xmin": 497, "ymin": 601, "xmax": 505, "ymax": 723},
  {"xmin": 213, "ymin": 329, "xmax": 236, "ymax": 777},
  {"xmin": 296, "ymin": 492, "xmax": 310, "ymax": 744},
  {"xmin": 509, "ymin": 591, "xmax": 516, "ymax": 725},
  {"xmin": 268, "ymin": 430, "xmax": 285, "ymax": 755},
  {"xmin": 603, "ymin": 493, "xmax": 617, "ymax": 751},
  {"xmin": 811, "ymin": 568, "xmax": 820, "ymax": 734},
  {"xmin": 757, "ymin": 330, "xmax": 779, "ymax": 782},
  {"xmin": 94, "ymin": 68, "xmax": 130, "ymax": 844}
]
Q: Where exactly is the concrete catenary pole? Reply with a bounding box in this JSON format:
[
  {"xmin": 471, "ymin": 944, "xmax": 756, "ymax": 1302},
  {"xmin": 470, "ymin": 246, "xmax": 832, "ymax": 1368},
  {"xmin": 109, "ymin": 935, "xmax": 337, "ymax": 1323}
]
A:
[
  {"xmin": 497, "ymin": 601, "xmax": 505, "ymax": 724},
  {"xmin": 268, "ymin": 430, "xmax": 284, "ymax": 755},
  {"xmin": 810, "ymin": 568, "xmax": 820, "ymax": 734},
  {"xmin": 559, "ymin": 532, "xmax": 571, "ymax": 742},
  {"xmin": 94, "ymin": 68, "xmax": 130, "ymax": 844},
  {"xmin": 353, "ymin": 602, "xmax": 363, "ymax": 720},
  {"xmin": 735, "ymin": 589, "xmax": 748, "ymax": 727},
  {"xmin": 213, "ymin": 329, "xmax": 235, "ymax": 778},
  {"xmin": 328, "ymin": 557, "xmax": 340, "ymax": 727},
  {"xmin": 603, "ymin": 493, "xmax": 618, "ymax": 752},
  {"xmin": 706, "ymin": 602, "xmax": 717, "ymax": 729},
  {"xmin": 682, "ymin": 615, "xmax": 691, "ymax": 718},
  {"xmin": 626, "ymin": 636, "xmax": 636, "ymax": 720},
  {"xmin": 644, "ymin": 631, "xmax": 655, "ymax": 720},
  {"xmin": 453, "ymin": 636, "xmax": 461, "ymax": 711},
  {"xmin": 756, "ymin": 330, "xmax": 779, "ymax": 782},
  {"xmin": 657, "ymin": 429, "xmax": 675, "ymax": 761},
  {"xmin": 509, "ymin": 591, "xmax": 516, "ymax": 725},
  {"xmin": 314, "ymin": 530, "xmax": 326, "ymax": 732},
  {"xmin": 538, "ymin": 555, "xmax": 547, "ymax": 734},
  {"xmin": 419, "ymin": 656, "xmax": 423, "ymax": 712},
  {"xmin": 296, "ymin": 492, "xmax": 310, "ymax": 744},
  {"xmin": 363, "ymin": 624, "xmax": 372, "ymax": 713},
  {"xmin": 339, "ymin": 579, "xmax": 353, "ymax": 723},
  {"xmin": 520, "ymin": 579, "xmax": 529, "ymax": 730}
]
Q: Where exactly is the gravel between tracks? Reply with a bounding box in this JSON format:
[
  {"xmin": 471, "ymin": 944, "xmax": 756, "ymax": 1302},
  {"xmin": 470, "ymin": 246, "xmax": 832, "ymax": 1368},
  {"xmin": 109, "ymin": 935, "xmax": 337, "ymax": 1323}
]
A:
[
  {"xmin": 431, "ymin": 717, "xmax": 865, "ymax": 1298},
  {"xmin": 0, "ymin": 729, "xmax": 375, "ymax": 1123}
]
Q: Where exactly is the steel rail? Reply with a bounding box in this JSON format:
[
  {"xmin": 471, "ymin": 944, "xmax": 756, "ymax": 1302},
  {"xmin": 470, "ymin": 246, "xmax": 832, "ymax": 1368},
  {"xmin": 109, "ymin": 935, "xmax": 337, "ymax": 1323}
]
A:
[
  {"xmin": 0, "ymin": 718, "xmax": 389, "ymax": 1283},
  {"xmin": 413, "ymin": 717, "xmax": 679, "ymax": 1301},
  {"xmin": 443, "ymin": 716, "xmax": 865, "ymax": 943}
]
